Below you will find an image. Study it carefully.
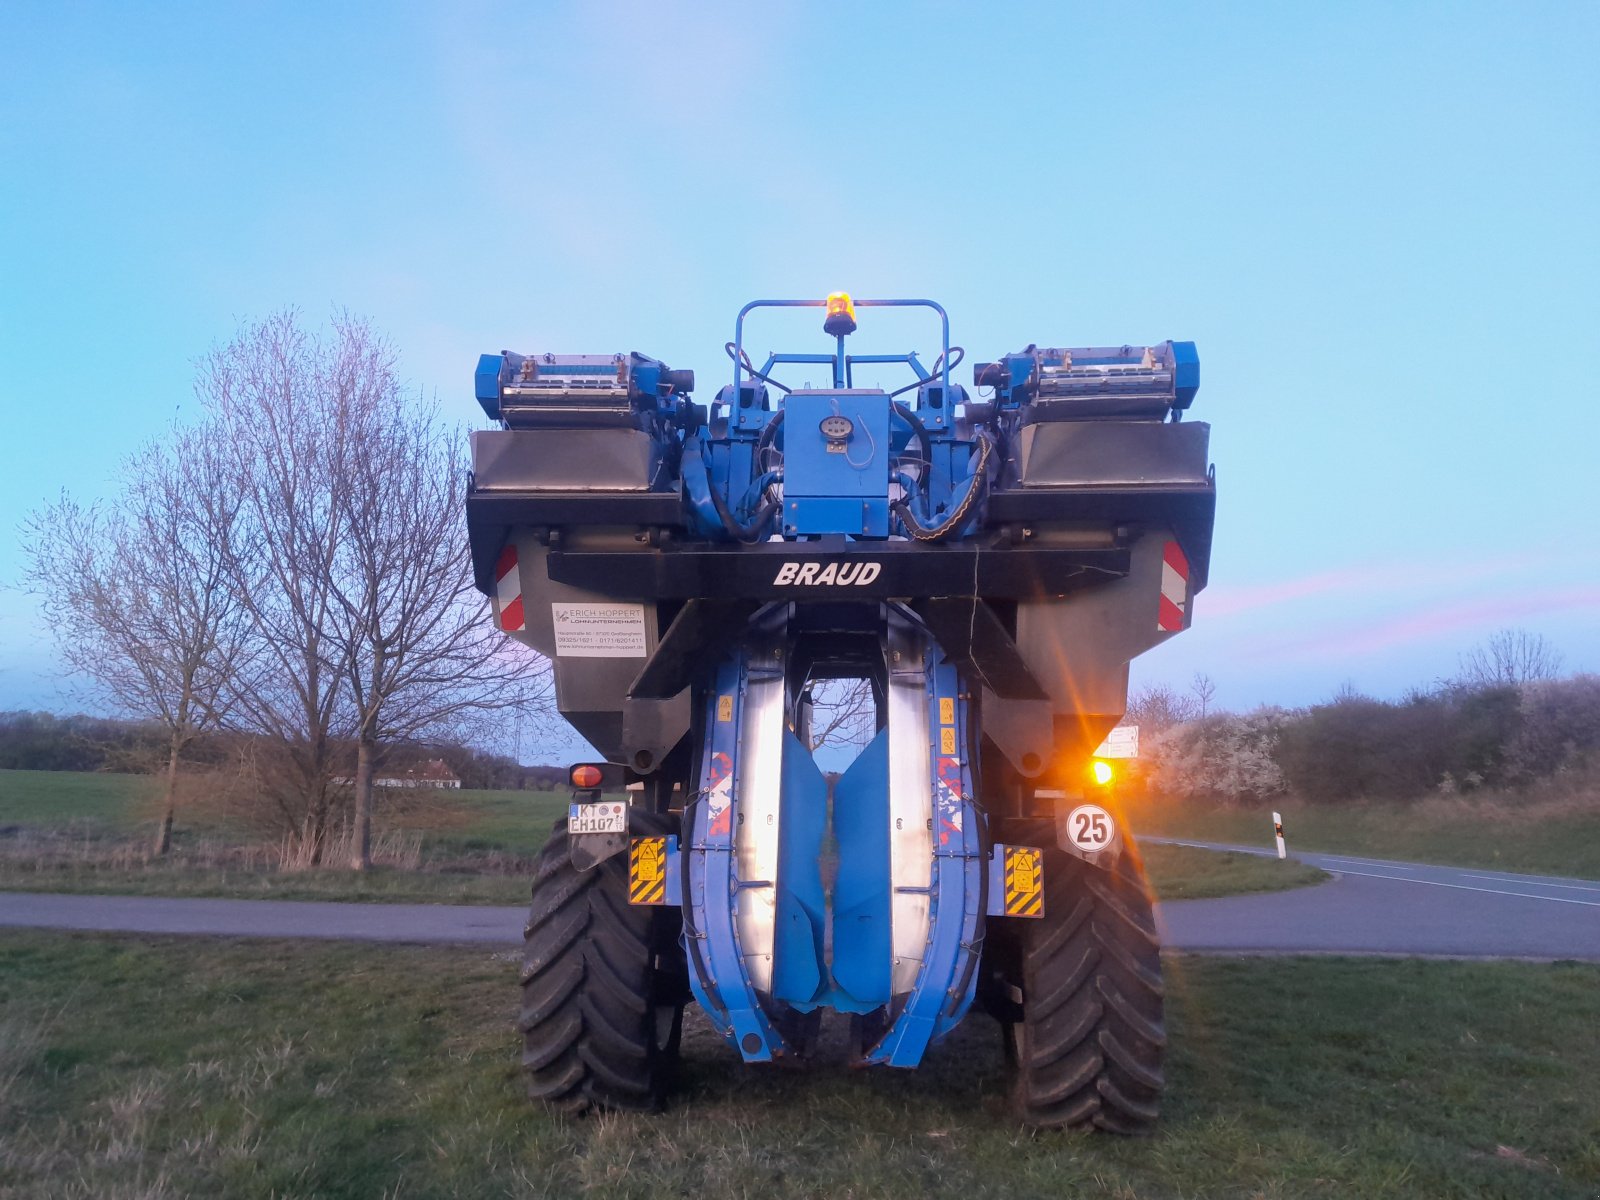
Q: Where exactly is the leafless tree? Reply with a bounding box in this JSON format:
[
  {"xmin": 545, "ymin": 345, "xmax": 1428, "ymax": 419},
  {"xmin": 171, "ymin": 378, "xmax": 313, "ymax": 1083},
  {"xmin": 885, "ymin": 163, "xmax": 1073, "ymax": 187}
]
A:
[
  {"xmin": 23, "ymin": 422, "xmax": 252, "ymax": 853},
  {"xmin": 319, "ymin": 321, "xmax": 550, "ymax": 869},
  {"xmin": 1458, "ymin": 628, "xmax": 1564, "ymax": 690},
  {"xmin": 201, "ymin": 311, "xmax": 360, "ymax": 861},
  {"xmin": 1190, "ymin": 672, "xmax": 1217, "ymax": 718},
  {"xmin": 806, "ymin": 677, "xmax": 877, "ymax": 752},
  {"xmin": 1125, "ymin": 683, "xmax": 1198, "ymax": 733},
  {"xmin": 203, "ymin": 310, "xmax": 550, "ymax": 869}
]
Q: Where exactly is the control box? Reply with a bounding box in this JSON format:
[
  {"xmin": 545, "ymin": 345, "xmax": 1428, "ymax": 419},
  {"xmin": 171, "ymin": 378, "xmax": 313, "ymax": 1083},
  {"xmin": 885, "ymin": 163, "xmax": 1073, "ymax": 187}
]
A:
[{"xmin": 780, "ymin": 390, "xmax": 891, "ymax": 537}]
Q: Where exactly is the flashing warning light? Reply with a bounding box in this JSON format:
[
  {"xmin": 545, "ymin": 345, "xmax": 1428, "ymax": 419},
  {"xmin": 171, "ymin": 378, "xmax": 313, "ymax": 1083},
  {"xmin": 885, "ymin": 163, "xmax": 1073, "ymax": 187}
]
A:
[
  {"xmin": 823, "ymin": 292, "xmax": 857, "ymax": 337},
  {"xmin": 570, "ymin": 764, "xmax": 604, "ymax": 790},
  {"xmin": 1090, "ymin": 759, "xmax": 1115, "ymax": 787}
]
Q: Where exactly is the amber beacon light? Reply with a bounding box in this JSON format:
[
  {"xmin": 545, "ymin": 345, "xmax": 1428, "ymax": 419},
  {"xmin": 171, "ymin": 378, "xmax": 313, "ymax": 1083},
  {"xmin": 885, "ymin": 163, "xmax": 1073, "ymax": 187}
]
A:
[{"xmin": 823, "ymin": 292, "xmax": 857, "ymax": 336}]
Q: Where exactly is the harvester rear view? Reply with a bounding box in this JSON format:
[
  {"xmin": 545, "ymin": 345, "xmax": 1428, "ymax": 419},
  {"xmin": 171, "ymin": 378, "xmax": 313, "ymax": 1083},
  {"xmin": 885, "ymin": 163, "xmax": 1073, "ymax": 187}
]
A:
[{"xmin": 466, "ymin": 296, "xmax": 1215, "ymax": 1131}]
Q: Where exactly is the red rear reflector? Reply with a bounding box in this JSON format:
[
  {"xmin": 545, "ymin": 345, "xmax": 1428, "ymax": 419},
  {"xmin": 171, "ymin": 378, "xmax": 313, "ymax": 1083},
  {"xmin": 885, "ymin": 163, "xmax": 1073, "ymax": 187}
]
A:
[{"xmin": 570, "ymin": 764, "xmax": 604, "ymax": 789}]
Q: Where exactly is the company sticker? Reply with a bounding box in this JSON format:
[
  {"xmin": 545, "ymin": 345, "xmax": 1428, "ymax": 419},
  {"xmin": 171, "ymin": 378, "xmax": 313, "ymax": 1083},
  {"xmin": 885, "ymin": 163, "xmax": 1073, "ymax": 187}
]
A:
[{"xmin": 550, "ymin": 602, "xmax": 648, "ymax": 658}]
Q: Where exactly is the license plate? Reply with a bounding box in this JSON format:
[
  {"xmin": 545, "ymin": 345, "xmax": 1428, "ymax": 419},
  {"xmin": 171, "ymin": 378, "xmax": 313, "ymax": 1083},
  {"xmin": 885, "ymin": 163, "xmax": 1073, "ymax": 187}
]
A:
[{"xmin": 568, "ymin": 801, "xmax": 627, "ymax": 835}]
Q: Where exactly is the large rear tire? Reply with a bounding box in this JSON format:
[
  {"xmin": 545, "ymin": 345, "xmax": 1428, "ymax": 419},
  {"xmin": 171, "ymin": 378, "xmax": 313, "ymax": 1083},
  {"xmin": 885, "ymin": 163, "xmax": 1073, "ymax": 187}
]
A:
[
  {"xmin": 1002, "ymin": 847, "xmax": 1166, "ymax": 1133},
  {"xmin": 519, "ymin": 810, "xmax": 687, "ymax": 1113}
]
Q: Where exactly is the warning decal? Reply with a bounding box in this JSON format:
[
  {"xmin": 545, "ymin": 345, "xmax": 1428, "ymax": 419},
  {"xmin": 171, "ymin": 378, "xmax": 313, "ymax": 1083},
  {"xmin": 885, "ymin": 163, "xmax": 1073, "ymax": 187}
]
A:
[
  {"xmin": 494, "ymin": 545, "xmax": 525, "ymax": 633},
  {"xmin": 629, "ymin": 836, "xmax": 668, "ymax": 905},
  {"xmin": 1003, "ymin": 845, "xmax": 1044, "ymax": 917},
  {"xmin": 551, "ymin": 603, "xmax": 649, "ymax": 658},
  {"xmin": 1157, "ymin": 540, "xmax": 1189, "ymax": 632}
]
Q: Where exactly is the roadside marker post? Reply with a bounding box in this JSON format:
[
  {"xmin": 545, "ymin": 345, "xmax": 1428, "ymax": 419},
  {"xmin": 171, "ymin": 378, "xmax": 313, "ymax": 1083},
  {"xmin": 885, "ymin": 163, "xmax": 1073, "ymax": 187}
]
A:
[{"xmin": 1273, "ymin": 812, "xmax": 1287, "ymax": 860}]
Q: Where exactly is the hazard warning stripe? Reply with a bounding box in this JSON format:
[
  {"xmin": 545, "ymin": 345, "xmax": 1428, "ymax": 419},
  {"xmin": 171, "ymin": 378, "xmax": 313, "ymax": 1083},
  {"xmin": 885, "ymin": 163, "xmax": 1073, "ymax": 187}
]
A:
[
  {"xmin": 1157, "ymin": 539, "xmax": 1189, "ymax": 632},
  {"xmin": 495, "ymin": 544, "xmax": 525, "ymax": 633},
  {"xmin": 1003, "ymin": 846, "xmax": 1044, "ymax": 918},
  {"xmin": 629, "ymin": 836, "xmax": 667, "ymax": 905}
]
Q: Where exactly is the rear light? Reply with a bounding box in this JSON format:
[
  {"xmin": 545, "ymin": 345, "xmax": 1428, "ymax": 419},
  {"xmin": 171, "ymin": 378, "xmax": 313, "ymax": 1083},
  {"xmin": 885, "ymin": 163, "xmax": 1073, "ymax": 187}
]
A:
[{"xmin": 570, "ymin": 764, "xmax": 604, "ymax": 789}]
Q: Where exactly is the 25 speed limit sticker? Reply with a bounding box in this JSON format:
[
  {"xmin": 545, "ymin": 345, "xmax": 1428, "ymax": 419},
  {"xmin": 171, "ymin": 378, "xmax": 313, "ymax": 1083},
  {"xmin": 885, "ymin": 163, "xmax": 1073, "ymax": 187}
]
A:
[{"xmin": 1065, "ymin": 803, "xmax": 1116, "ymax": 853}]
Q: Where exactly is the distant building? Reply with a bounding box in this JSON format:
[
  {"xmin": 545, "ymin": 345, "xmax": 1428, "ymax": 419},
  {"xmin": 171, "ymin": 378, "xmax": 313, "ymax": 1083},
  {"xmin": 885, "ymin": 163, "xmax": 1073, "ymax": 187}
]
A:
[{"xmin": 334, "ymin": 758, "xmax": 462, "ymax": 790}]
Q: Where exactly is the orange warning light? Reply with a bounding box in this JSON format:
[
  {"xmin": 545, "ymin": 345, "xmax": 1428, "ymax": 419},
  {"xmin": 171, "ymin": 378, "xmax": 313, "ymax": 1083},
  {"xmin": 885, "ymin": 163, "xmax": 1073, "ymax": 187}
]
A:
[
  {"xmin": 1090, "ymin": 759, "xmax": 1115, "ymax": 787},
  {"xmin": 570, "ymin": 764, "xmax": 604, "ymax": 789},
  {"xmin": 823, "ymin": 292, "xmax": 857, "ymax": 336}
]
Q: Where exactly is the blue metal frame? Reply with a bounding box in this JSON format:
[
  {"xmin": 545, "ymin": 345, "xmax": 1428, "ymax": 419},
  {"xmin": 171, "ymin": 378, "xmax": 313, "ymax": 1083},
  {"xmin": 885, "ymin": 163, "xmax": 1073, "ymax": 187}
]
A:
[
  {"xmin": 682, "ymin": 652, "xmax": 789, "ymax": 1062},
  {"xmin": 866, "ymin": 645, "xmax": 984, "ymax": 1066},
  {"xmin": 733, "ymin": 298, "xmax": 951, "ymax": 403}
]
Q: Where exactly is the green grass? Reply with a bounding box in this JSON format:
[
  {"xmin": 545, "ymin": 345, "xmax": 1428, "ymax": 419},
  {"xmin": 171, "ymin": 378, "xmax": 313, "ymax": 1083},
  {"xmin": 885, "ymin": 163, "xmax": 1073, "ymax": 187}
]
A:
[
  {"xmin": 1138, "ymin": 841, "xmax": 1326, "ymax": 900},
  {"xmin": 1126, "ymin": 792, "xmax": 1600, "ymax": 879},
  {"xmin": 0, "ymin": 769, "xmax": 154, "ymax": 831},
  {"xmin": 408, "ymin": 785, "xmax": 569, "ymax": 855},
  {"xmin": 0, "ymin": 770, "xmax": 1327, "ymax": 906},
  {"xmin": 1, "ymin": 932, "xmax": 1595, "ymax": 1199}
]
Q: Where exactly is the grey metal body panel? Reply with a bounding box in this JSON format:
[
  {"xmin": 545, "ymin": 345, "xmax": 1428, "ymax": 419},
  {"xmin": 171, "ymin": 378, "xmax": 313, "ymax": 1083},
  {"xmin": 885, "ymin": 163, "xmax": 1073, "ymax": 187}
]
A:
[
  {"xmin": 500, "ymin": 533, "xmax": 686, "ymax": 762},
  {"xmin": 1016, "ymin": 421, "xmax": 1210, "ymax": 487},
  {"xmin": 1013, "ymin": 533, "xmax": 1184, "ymax": 760},
  {"xmin": 471, "ymin": 429, "xmax": 659, "ymax": 492}
]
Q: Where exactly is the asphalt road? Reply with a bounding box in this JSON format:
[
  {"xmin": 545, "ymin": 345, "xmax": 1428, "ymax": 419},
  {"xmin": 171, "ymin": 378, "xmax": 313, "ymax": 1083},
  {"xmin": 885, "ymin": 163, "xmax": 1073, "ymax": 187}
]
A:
[
  {"xmin": 1150, "ymin": 838, "xmax": 1600, "ymax": 959},
  {"xmin": 1, "ymin": 844, "xmax": 1596, "ymax": 959}
]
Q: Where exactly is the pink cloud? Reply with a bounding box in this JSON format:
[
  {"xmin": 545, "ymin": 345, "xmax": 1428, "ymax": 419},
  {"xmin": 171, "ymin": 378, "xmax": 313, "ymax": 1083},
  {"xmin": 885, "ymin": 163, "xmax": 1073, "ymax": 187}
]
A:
[
  {"xmin": 1203, "ymin": 550, "xmax": 1549, "ymax": 620},
  {"xmin": 1260, "ymin": 583, "xmax": 1600, "ymax": 661}
]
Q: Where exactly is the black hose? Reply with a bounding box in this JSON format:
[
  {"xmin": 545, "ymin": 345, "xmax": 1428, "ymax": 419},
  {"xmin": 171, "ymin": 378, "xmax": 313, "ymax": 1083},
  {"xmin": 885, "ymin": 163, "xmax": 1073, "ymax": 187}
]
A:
[
  {"xmin": 756, "ymin": 408, "xmax": 785, "ymax": 462},
  {"xmin": 724, "ymin": 343, "xmax": 792, "ymax": 394},
  {"xmin": 889, "ymin": 346, "xmax": 966, "ymax": 398},
  {"xmin": 893, "ymin": 431, "xmax": 993, "ymax": 542},
  {"xmin": 704, "ymin": 452, "xmax": 775, "ymax": 543},
  {"xmin": 892, "ymin": 401, "xmax": 932, "ymax": 494}
]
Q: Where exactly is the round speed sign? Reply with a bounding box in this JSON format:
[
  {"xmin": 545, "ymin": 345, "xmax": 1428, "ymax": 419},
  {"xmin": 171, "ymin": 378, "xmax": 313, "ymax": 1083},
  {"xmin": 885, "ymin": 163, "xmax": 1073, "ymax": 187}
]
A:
[{"xmin": 1065, "ymin": 803, "xmax": 1116, "ymax": 853}]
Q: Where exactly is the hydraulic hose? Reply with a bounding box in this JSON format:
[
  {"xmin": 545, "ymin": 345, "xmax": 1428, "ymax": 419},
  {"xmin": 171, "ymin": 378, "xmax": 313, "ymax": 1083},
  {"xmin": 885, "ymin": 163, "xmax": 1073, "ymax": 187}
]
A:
[
  {"xmin": 891, "ymin": 402, "xmax": 932, "ymax": 477},
  {"xmin": 892, "ymin": 430, "xmax": 994, "ymax": 542},
  {"xmin": 704, "ymin": 451, "xmax": 776, "ymax": 543}
]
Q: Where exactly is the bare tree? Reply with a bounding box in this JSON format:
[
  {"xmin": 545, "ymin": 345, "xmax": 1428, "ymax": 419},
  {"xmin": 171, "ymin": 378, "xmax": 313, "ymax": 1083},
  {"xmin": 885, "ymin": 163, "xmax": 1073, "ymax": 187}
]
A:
[
  {"xmin": 23, "ymin": 422, "xmax": 252, "ymax": 852},
  {"xmin": 1190, "ymin": 672, "xmax": 1217, "ymax": 718},
  {"xmin": 202, "ymin": 311, "xmax": 360, "ymax": 861},
  {"xmin": 203, "ymin": 310, "xmax": 550, "ymax": 869},
  {"xmin": 1458, "ymin": 628, "xmax": 1564, "ymax": 690},
  {"xmin": 806, "ymin": 677, "xmax": 877, "ymax": 752},
  {"xmin": 318, "ymin": 319, "xmax": 550, "ymax": 869},
  {"xmin": 1125, "ymin": 683, "xmax": 1198, "ymax": 733}
]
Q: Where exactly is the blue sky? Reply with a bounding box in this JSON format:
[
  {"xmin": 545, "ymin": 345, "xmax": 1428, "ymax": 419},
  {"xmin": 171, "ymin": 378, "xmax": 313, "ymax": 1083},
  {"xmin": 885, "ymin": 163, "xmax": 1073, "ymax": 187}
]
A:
[{"xmin": 2, "ymin": 1, "xmax": 1597, "ymax": 758}]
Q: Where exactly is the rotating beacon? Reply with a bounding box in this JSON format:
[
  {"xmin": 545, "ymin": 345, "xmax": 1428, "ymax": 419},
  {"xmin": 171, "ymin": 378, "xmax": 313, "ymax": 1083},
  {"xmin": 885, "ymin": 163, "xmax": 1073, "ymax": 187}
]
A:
[{"xmin": 465, "ymin": 296, "xmax": 1216, "ymax": 1131}]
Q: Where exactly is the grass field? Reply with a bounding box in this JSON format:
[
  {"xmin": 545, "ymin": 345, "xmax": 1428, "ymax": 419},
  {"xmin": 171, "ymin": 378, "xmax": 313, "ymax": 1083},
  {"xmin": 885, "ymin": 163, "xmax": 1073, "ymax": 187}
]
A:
[
  {"xmin": 0, "ymin": 770, "xmax": 1326, "ymax": 905},
  {"xmin": 1, "ymin": 931, "xmax": 1594, "ymax": 1199},
  {"xmin": 1126, "ymin": 789, "xmax": 1600, "ymax": 879}
]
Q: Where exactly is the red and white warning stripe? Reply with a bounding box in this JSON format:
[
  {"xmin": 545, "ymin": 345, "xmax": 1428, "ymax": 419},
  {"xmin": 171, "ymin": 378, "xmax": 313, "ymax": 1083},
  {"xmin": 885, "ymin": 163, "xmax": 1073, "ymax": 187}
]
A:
[
  {"xmin": 495, "ymin": 544, "xmax": 525, "ymax": 632},
  {"xmin": 1157, "ymin": 540, "xmax": 1189, "ymax": 632}
]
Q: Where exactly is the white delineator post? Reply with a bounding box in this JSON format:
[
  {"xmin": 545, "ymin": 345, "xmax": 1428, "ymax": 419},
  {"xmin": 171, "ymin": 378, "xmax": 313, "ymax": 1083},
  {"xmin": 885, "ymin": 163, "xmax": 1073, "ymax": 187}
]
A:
[{"xmin": 1273, "ymin": 812, "xmax": 1287, "ymax": 860}]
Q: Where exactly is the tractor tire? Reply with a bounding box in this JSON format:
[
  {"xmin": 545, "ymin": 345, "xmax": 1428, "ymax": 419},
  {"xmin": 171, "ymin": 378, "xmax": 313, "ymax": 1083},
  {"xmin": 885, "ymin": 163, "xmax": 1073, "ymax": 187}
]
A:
[
  {"xmin": 519, "ymin": 810, "xmax": 687, "ymax": 1114},
  {"xmin": 1003, "ymin": 847, "xmax": 1166, "ymax": 1134}
]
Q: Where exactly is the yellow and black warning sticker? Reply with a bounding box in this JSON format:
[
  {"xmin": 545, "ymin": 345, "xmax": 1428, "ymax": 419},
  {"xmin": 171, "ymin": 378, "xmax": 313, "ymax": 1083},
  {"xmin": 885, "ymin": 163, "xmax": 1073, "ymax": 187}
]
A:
[
  {"xmin": 939, "ymin": 697, "xmax": 955, "ymax": 725},
  {"xmin": 940, "ymin": 727, "xmax": 957, "ymax": 755},
  {"xmin": 1003, "ymin": 845, "xmax": 1044, "ymax": 917},
  {"xmin": 716, "ymin": 694, "xmax": 734, "ymax": 722},
  {"xmin": 629, "ymin": 836, "xmax": 668, "ymax": 905}
]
